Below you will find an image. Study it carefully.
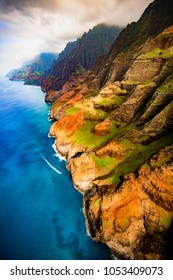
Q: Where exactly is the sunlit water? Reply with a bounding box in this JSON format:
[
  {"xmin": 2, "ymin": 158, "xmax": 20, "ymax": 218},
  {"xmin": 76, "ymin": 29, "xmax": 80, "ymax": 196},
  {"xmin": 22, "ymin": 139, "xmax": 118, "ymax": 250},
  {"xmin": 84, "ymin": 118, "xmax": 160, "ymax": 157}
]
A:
[{"xmin": 0, "ymin": 77, "xmax": 112, "ymax": 260}]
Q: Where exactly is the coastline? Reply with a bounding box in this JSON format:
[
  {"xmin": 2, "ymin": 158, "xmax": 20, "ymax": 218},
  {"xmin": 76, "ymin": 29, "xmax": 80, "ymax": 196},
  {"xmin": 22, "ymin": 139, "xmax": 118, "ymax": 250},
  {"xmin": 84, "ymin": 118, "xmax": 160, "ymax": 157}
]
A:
[{"xmin": 52, "ymin": 142, "xmax": 67, "ymax": 162}]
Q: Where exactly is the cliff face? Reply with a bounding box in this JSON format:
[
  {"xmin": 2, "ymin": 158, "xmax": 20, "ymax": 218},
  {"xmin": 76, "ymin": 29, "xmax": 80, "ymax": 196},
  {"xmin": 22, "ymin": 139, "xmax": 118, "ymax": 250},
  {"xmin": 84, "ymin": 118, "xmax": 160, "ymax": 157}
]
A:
[
  {"xmin": 42, "ymin": 24, "xmax": 122, "ymax": 101},
  {"xmin": 92, "ymin": 0, "xmax": 173, "ymax": 88},
  {"xmin": 48, "ymin": 0, "xmax": 173, "ymax": 260}
]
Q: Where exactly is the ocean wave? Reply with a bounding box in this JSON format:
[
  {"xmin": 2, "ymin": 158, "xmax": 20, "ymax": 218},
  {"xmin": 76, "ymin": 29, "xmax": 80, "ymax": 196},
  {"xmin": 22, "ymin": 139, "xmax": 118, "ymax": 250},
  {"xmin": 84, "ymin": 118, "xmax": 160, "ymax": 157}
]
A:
[{"xmin": 52, "ymin": 143, "xmax": 66, "ymax": 162}]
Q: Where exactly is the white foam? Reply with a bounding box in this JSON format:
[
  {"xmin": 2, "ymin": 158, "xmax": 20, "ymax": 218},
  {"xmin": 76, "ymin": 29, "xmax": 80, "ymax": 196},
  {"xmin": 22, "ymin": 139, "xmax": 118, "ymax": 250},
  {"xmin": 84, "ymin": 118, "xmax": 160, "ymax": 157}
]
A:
[
  {"xmin": 52, "ymin": 143, "xmax": 66, "ymax": 162},
  {"xmin": 48, "ymin": 132, "xmax": 56, "ymax": 138},
  {"xmin": 42, "ymin": 155, "xmax": 62, "ymax": 174}
]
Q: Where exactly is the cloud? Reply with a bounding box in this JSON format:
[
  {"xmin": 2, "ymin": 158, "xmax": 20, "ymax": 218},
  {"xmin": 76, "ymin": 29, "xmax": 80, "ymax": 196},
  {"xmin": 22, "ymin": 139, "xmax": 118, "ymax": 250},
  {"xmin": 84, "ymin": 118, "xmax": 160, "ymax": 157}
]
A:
[
  {"xmin": 0, "ymin": 0, "xmax": 57, "ymax": 12},
  {"xmin": 0, "ymin": 0, "xmax": 152, "ymax": 74},
  {"xmin": 0, "ymin": 0, "xmax": 153, "ymax": 26}
]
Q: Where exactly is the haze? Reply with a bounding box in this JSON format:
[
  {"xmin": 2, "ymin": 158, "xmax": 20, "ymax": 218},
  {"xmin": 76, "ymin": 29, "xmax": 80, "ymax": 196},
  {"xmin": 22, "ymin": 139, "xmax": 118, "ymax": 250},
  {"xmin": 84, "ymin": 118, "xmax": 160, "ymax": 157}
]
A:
[{"xmin": 0, "ymin": 0, "xmax": 152, "ymax": 75}]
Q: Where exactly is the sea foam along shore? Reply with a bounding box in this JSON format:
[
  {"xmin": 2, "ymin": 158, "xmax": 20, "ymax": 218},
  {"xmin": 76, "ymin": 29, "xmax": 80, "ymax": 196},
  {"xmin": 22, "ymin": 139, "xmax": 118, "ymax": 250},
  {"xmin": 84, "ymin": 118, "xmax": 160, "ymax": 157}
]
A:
[
  {"xmin": 52, "ymin": 143, "xmax": 66, "ymax": 162},
  {"xmin": 47, "ymin": 130, "xmax": 66, "ymax": 162}
]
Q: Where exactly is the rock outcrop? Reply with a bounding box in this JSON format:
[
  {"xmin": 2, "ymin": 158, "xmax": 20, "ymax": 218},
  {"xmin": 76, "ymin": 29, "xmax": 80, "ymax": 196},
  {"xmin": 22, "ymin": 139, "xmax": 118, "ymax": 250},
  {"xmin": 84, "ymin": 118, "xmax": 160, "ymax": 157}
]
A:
[{"xmin": 47, "ymin": 0, "xmax": 173, "ymax": 259}]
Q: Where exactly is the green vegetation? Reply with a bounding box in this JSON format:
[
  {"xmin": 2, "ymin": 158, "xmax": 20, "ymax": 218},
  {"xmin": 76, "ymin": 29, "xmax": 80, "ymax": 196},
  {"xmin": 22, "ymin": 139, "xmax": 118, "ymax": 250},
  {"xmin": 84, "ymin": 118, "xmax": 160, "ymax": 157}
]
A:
[
  {"xmin": 143, "ymin": 46, "xmax": 173, "ymax": 59},
  {"xmin": 65, "ymin": 106, "xmax": 80, "ymax": 115},
  {"xmin": 159, "ymin": 208, "xmax": 173, "ymax": 228},
  {"xmin": 157, "ymin": 74, "xmax": 173, "ymax": 93},
  {"xmin": 97, "ymin": 133, "xmax": 173, "ymax": 187},
  {"xmin": 85, "ymin": 89, "xmax": 100, "ymax": 98},
  {"xmin": 85, "ymin": 108, "xmax": 108, "ymax": 120},
  {"xmin": 121, "ymin": 80, "xmax": 140, "ymax": 85},
  {"xmin": 9, "ymin": 53, "xmax": 58, "ymax": 83},
  {"xmin": 121, "ymin": 216, "xmax": 130, "ymax": 229},
  {"xmin": 95, "ymin": 95, "xmax": 124, "ymax": 107},
  {"xmin": 75, "ymin": 120, "xmax": 117, "ymax": 149},
  {"xmin": 92, "ymin": 154, "xmax": 114, "ymax": 168},
  {"xmin": 162, "ymin": 46, "xmax": 173, "ymax": 58},
  {"xmin": 94, "ymin": 198, "xmax": 101, "ymax": 208},
  {"xmin": 51, "ymin": 100, "xmax": 66, "ymax": 112},
  {"xmin": 75, "ymin": 111, "xmax": 138, "ymax": 151}
]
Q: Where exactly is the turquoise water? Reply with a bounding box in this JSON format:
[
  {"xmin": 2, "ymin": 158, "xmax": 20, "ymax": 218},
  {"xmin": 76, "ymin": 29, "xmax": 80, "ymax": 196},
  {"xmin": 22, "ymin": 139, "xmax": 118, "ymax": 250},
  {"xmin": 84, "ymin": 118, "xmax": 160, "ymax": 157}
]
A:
[{"xmin": 0, "ymin": 77, "xmax": 112, "ymax": 260}]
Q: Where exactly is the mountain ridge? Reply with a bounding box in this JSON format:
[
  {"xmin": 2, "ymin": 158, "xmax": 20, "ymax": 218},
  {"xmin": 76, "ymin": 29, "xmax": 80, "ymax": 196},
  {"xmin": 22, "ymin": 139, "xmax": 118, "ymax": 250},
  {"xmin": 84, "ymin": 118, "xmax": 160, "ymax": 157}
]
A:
[{"xmin": 41, "ymin": 24, "xmax": 122, "ymax": 99}]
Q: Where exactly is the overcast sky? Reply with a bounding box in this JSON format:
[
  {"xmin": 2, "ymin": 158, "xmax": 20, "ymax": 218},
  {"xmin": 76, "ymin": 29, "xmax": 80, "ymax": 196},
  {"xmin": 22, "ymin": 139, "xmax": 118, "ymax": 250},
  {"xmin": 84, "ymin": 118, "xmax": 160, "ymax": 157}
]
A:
[{"xmin": 0, "ymin": 0, "xmax": 152, "ymax": 75}]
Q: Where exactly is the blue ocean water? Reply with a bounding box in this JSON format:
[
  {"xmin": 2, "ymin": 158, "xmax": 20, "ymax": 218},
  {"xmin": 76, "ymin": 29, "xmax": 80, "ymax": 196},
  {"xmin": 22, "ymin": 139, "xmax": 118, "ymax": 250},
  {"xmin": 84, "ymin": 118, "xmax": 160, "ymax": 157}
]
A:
[{"xmin": 0, "ymin": 77, "xmax": 112, "ymax": 260}]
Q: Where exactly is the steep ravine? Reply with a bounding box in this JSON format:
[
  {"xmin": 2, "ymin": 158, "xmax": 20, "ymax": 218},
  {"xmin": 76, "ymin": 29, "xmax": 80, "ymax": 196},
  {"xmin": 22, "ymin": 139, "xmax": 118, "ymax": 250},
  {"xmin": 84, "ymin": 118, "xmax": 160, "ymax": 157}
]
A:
[{"xmin": 48, "ymin": 23, "xmax": 173, "ymax": 259}]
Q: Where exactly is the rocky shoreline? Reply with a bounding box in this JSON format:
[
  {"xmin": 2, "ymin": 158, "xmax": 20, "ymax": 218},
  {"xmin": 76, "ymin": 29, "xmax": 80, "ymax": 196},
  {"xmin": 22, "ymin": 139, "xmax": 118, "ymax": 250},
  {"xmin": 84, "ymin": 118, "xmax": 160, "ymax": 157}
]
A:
[{"xmin": 47, "ymin": 22, "xmax": 173, "ymax": 259}]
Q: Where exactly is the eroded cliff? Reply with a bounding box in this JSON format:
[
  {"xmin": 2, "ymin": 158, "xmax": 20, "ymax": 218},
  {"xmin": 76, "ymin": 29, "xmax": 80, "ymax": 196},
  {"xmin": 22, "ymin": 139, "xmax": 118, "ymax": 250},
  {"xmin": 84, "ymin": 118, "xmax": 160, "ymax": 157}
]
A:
[{"xmin": 47, "ymin": 0, "xmax": 173, "ymax": 260}]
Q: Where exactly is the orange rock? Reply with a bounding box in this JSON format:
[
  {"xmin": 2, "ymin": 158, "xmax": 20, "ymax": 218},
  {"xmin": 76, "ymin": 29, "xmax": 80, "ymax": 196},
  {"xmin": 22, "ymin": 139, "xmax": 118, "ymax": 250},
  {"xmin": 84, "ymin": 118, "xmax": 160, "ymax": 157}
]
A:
[
  {"xmin": 94, "ymin": 119, "xmax": 111, "ymax": 136},
  {"xmin": 66, "ymin": 92, "xmax": 83, "ymax": 105},
  {"xmin": 95, "ymin": 140, "xmax": 129, "ymax": 158},
  {"xmin": 57, "ymin": 89, "xmax": 76, "ymax": 102},
  {"xmin": 54, "ymin": 110, "xmax": 85, "ymax": 135},
  {"xmin": 85, "ymin": 151, "xmax": 173, "ymax": 259}
]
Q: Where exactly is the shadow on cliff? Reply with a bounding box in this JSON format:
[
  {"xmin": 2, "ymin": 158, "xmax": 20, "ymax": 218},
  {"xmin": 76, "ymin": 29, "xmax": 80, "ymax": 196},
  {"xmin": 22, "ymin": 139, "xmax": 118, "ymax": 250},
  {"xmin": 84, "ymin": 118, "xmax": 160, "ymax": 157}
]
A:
[{"xmin": 165, "ymin": 221, "xmax": 173, "ymax": 259}]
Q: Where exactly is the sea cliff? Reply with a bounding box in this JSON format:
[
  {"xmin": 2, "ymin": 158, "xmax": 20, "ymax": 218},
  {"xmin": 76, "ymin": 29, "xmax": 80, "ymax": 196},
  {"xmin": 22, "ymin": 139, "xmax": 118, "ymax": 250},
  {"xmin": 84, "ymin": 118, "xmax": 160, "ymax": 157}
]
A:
[{"xmin": 46, "ymin": 0, "xmax": 173, "ymax": 260}]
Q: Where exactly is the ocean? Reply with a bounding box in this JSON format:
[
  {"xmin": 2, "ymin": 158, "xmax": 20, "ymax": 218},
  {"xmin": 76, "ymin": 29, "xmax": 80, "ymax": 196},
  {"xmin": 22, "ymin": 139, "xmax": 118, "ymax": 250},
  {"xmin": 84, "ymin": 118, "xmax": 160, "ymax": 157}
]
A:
[{"xmin": 0, "ymin": 77, "xmax": 112, "ymax": 260}]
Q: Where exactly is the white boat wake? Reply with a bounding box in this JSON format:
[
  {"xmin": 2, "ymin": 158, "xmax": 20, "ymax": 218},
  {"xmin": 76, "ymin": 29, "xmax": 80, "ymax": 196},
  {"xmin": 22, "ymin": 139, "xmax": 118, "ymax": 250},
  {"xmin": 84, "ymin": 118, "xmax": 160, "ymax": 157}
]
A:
[{"xmin": 42, "ymin": 155, "xmax": 62, "ymax": 174}]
